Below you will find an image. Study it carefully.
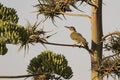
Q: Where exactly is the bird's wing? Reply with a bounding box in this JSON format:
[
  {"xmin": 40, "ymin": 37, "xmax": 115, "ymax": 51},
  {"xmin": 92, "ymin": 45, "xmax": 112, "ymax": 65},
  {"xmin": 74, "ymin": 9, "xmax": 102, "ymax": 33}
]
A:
[
  {"xmin": 70, "ymin": 32, "xmax": 82, "ymax": 41},
  {"xmin": 70, "ymin": 32, "xmax": 88, "ymax": 45}
]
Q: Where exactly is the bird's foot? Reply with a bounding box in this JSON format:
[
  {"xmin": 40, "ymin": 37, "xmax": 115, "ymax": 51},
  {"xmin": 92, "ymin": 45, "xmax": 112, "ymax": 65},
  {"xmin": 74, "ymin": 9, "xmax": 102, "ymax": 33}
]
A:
[{"xmin": 72, "ymin": 44, "xmax": 78, "ymax": 47}]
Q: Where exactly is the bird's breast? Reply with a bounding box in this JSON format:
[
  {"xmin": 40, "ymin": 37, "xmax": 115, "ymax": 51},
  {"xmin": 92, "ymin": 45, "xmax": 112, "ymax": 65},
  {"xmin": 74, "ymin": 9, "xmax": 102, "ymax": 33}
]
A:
[{"xmin": 70, "ymin": 32, "xmax": 81, "ymax": 41}]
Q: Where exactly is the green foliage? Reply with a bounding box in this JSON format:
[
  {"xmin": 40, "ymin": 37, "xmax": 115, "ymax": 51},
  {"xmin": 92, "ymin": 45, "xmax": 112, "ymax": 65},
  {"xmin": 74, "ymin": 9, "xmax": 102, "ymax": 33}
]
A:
[
  {"xmin": 98, "ymin": 54, "xmax": 120, "ymax": 78},
  {"xmin": 27, "ymin": 50, "xmax": 73, "ymax": 80},
  {"xmin": 0, "ymin": 3, "xmax": 29, "ymax": 55},
  {"xmin": 0, "ymin": 37, "xmax": 8, "ymax": 55},
  {"xmin": 0, "ymin": 3, "xmax": 19, "ymax": 23},
  {"xmin": 100, "ymin": 32, "xmax": 120, "ymax": 78},
  {"xmin": 34, "ymin": 0, "xmax": 82, "ymax": 22},
  {"xmin": 0, "ymin": 20, "xmax": 29, "ymax": 55},
  {"xmin": 0, "ymin": 20, "xmax": 28, "ymax": 44},
  {"xmin": 104, "ymin": 32, "xmax": 120, "ymax": 53}
]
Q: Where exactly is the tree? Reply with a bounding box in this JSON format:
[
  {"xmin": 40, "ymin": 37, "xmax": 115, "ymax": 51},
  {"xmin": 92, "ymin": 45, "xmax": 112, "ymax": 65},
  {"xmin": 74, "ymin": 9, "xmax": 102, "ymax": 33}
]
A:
[
  {"xmin": 27, "ymin": 50, "xmax": 73, "ymax": 80},
  {"xmin": 0, "ymin": 3, "xmax": 73, "ymax": 79},
  {"xmin": 33, "ymin": 0, "xmax": 120, "ymax": 80},
  {"xmin": 0, "ymin": 3, "xmax": 28, "ymax": 55},
  {"xmin": 0, "ymin": 0, "xmax": 120, "ymax": 80}
]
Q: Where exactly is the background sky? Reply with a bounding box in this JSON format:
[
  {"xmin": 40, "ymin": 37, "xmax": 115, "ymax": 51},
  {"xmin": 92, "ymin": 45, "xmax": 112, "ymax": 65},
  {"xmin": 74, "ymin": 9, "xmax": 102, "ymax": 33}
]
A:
[{"xmin": 0, "ymin": 0, "xmax": 120, "ymax": 80}]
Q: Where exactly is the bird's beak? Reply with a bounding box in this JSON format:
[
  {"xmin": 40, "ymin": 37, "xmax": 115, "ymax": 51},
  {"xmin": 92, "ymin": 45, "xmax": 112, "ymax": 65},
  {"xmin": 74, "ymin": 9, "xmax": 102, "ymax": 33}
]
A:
[{"xmin": 64, "ymin": 26, "xmax": 69, "ymax": 28}]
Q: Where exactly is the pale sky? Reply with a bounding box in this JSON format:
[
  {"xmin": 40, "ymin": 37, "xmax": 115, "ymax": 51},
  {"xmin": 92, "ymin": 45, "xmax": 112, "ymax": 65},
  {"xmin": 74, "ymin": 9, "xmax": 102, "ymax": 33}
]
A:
[{"xmin": 0, "ymin": 0, "xmax": 120, "ymax": 80}]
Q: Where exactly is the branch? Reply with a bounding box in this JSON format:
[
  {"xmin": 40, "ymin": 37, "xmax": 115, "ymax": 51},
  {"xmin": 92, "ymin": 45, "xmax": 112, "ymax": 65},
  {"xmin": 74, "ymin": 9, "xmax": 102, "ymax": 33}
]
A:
[
  {"xmin": 102, "ymin": 53, "xmax": 120, "ymax": 61},
  {"xmin": 43, "ymin": 41, "xmax": 83, "ymax": 47},
  {"xmin": 42, "ymin": 41, "xmax": 93, "ymax": 55},
  {"xmin": 58, "ymin": 12, "xmax": 91, "ymax": 21},
  {"xmin": 102, "ymin": 31, "xmax": 120, "ymax": 40},
  {"xmin": 28, "ymin": 37, "xmax": 93, "ymax": 55},
  {"xmin": 0, "ymin": 74, "xmax": 40, "ymax": 78}
]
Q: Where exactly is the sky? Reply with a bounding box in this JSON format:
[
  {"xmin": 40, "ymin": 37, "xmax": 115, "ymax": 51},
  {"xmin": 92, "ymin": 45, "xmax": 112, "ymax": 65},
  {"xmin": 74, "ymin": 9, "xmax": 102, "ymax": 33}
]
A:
[{"xmin": 0, "ymin": 0, "xmax": 120, "ymax": 80}]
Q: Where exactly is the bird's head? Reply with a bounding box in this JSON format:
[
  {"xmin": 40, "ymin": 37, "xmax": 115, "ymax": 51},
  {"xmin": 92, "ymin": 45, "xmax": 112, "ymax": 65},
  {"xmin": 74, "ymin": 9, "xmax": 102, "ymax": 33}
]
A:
[{"xmin": 65, "ymin": 26, "xmax": 76, "ymax": 32}]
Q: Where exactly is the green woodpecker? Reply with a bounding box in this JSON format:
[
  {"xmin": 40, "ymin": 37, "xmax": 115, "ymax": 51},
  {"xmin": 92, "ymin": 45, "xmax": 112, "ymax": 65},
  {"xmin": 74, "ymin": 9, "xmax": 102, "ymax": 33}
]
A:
[{"xmin": 65, "ymin": 26, "xmax": 89, "ymax": 49}]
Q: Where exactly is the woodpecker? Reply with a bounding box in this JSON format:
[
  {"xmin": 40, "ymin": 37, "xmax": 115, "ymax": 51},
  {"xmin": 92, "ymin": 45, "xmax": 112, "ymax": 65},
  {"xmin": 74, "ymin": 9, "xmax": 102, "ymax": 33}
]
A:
[{"xmin": 65, "ymin": 26, "xmax": 89, "ymax": 49}]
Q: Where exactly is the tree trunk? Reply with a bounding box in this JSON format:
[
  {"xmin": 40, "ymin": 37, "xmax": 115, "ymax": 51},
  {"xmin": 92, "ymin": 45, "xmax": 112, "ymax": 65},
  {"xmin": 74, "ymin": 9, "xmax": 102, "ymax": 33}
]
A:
[{"xmin": 91, "ymin": 0, "xmax": 103, "ymax": 80}]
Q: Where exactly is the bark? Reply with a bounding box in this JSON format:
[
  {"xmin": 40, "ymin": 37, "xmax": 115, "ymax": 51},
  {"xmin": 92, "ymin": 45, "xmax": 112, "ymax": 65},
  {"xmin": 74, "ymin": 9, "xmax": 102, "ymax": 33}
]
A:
[{"xmin": 91, "ymin": 0, "xmax": 103, "ymax": 80}]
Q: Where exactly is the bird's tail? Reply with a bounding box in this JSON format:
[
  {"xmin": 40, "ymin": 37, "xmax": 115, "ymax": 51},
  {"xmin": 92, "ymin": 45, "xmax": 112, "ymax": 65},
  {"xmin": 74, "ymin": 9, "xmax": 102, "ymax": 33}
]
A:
[
  {"xmin": 83, "ymin": 41, "xmax": 89, "ymax": 50},
  {"xmin": 85, "ymin": 44, "xmax": 89, "ymax": 50}
]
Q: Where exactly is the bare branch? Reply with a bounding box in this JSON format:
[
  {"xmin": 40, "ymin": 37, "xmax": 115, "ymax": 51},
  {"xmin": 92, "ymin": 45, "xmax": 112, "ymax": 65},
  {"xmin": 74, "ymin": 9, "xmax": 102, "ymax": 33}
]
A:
[
  {"xmin": 42, "ymin": 41, "xmax": 93, "ymax": 55},
  {"xmin": 58, "ymin": 12, "xmax": 91, "ymax": 21},
  {"xmin": 43, "ymin": 41, "xmax": 83, "ymax": 47},
  {"xmin": 102, "ymin": 53, "xmax": 120, "ymax": 61},
  {"xmin": 27, "ymin": 35, "xmax": 93, "ymax": 55},
  {"xmin": 102, "ymin": 31, "xmax": 120, "ymax": 41},
  {"xmin": 0, "ymin": 74, "xmax": 40, "ymax": 78}
]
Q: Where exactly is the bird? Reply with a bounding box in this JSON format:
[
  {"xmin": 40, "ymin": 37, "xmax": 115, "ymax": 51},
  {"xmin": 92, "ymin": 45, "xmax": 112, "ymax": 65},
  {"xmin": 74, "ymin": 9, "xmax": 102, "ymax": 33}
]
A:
[{"xmin": 65, "ymin": 26, "xmax": 89, "ymax": 49}]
